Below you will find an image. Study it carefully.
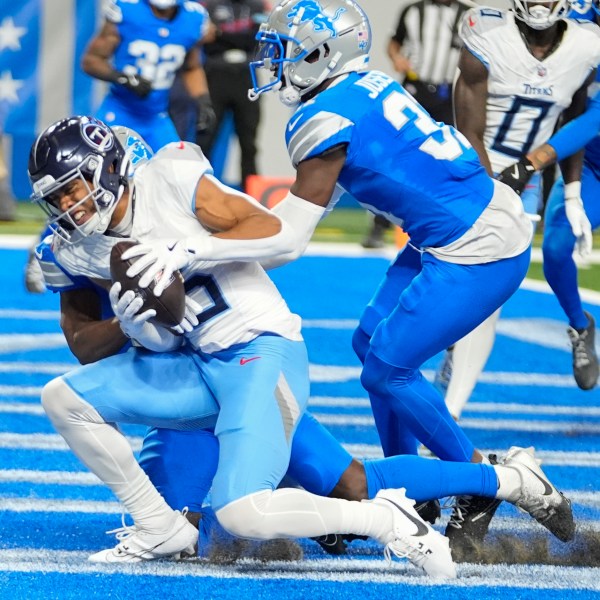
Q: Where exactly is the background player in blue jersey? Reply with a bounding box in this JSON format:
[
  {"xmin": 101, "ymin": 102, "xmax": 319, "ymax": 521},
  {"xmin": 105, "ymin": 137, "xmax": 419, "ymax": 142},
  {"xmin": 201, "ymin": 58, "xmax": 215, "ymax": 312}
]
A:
[
  {"xmin": 81, "ymin": 0, "xmax": 215, "ymax": 152},
  {"xmin": 498, "ymin": 81, "xmax": 600, "ymax": 391}
]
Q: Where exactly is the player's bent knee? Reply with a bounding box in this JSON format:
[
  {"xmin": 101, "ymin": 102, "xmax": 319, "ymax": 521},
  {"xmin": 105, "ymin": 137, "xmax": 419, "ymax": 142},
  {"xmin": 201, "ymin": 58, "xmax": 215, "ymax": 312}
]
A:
[
  {"xmin": 41, "ymin": 377, "xmax": 99, "ymax": 426},
  {"xmin": 215, "ymin": 490, "xmax": 274, "ymax": 540}
]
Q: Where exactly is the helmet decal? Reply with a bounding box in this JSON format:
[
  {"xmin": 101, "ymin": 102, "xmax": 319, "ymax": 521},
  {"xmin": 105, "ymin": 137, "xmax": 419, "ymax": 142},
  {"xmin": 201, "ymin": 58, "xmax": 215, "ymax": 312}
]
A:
[
  {"xmin": 286, "ymin": 1, "xmax": 346, "ymax": 37},
  {"xmin": 81, "ymin": 119, "xmax": 115, "ymax": 152}
]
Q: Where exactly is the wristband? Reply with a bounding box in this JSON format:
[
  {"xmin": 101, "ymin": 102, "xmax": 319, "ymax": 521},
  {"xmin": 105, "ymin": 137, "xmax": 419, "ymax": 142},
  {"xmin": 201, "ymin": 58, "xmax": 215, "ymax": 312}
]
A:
[{"xmin": 564, "ymin": 181, "xmax": 582, "ymax": 201}]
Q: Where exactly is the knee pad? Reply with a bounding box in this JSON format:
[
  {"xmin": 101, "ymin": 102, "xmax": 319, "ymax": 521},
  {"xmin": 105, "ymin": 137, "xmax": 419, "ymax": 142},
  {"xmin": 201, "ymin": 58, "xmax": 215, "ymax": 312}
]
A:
[
  {"xmin": 215, "ymin": 490, "xmax": 272, "ymax": 540},
  {"xmin": 41, "ymin": 377, "xmax": 103, "ymax": 428}
]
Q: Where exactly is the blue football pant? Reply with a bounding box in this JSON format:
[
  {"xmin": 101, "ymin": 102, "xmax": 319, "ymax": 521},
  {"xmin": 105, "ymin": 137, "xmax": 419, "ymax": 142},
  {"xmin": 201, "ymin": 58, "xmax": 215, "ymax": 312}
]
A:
[
  {"xmin": 357, "ymin": 247, "xmax": 530, "ymax": 462},
  {"xmin": 543, "ymin": 164, "xmax": 600, "ymax": 330},
  {"xmin": 140, "ymin": 411, "xmax": 499, "ymax": 510}
]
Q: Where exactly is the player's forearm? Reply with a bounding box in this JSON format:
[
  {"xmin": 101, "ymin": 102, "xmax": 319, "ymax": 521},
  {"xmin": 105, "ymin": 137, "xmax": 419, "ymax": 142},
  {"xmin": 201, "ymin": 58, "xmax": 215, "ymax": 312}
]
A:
[
  {"xmin": 542, "ymin": 103, "xmax": 600, "ymax": 163},
  {"xmin": 81, "ymin": 53, "xmax": 122, "ymax": 84},
  {"xmin": 64, "ymin": 318, "xmax": 129, "ymax": 365},
  {"xmin": 558, "ymin": 150, "xmax": 584, "ymax": 186}
]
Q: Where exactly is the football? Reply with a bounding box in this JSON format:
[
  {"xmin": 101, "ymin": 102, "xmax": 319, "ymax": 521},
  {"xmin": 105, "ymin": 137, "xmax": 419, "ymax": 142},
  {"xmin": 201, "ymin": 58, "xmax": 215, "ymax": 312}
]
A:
[{"xmin": 109, "ymin": 240, "xmax": 186, "ymax": 328}]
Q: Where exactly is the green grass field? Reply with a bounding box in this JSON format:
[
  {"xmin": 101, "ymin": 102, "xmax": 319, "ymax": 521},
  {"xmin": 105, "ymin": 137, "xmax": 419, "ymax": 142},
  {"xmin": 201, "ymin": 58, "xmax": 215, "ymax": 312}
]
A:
[{"xmin": 4, "ymin": 204, "xmax": 600, "ymax": 292}]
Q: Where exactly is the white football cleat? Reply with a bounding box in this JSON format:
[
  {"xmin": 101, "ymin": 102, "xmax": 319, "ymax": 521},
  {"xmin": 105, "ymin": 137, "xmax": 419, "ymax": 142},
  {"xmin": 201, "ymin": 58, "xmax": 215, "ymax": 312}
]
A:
[
  {"xmin": 502, "ymin": 446, "xmax": 575, "ymax": 542},
  {"xmin": 374, "ymin": 488, "xmax": 456, "ymax": 579},
  {"xmin": 88, "ymin": 511, "xmax": 198, "ymax": 563}
]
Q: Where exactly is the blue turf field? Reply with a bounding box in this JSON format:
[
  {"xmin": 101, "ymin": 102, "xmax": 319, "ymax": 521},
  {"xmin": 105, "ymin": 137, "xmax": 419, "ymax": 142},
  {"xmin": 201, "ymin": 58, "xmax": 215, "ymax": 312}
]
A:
[{"xmin": 1, "ymin": 241, "xmax": 600, "ymax": 599}]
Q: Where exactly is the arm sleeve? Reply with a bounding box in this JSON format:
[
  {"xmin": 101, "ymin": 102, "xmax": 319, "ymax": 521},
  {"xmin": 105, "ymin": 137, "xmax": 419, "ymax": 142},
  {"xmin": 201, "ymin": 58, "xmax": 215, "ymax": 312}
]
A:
[{"xmin": 548, "ymin": 91, "xmax": 600, "ymax": 160}]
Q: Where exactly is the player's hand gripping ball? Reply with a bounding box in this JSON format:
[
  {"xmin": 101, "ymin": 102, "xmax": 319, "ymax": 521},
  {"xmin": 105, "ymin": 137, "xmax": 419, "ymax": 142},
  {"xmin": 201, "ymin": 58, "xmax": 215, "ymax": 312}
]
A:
[{"xmin": 110, "ymin": 240, "xmax": 186, "ymax": 328}]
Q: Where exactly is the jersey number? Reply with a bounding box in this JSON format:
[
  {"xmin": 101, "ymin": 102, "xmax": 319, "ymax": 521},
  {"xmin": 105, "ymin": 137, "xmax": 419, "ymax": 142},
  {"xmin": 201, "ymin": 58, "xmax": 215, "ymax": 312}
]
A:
[
  {"xmin": 184, "ymin": 274, "xmax": 230, "ymax": 326},
  {"xmin": 491, "ymin": 97, "xmax": 552, "ymax": 158},
  {"xmin": 124, "ymin": 41, "xmax": 186, "ymax": 90},
  {"xmin": 382, "ymin": 90, "xmax": 468, "ymax": 160}
]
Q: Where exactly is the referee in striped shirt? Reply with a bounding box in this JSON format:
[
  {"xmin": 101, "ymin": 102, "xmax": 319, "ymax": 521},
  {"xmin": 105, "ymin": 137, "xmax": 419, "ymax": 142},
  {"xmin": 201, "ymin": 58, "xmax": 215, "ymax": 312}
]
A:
[{"xmin": 362, "ymin": 0, "xmax": 473, "ymax": 248}]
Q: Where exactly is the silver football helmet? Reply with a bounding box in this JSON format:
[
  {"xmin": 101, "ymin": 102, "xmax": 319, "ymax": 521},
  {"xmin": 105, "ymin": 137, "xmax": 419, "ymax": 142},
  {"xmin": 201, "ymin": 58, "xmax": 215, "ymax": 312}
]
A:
[
  {"xmin": 248, "ymin": 0, "xmax": 371, "ymax": 107},
  {"xmin": 512, "ymin": 0, "xmax": 568, "ymax": 29}
]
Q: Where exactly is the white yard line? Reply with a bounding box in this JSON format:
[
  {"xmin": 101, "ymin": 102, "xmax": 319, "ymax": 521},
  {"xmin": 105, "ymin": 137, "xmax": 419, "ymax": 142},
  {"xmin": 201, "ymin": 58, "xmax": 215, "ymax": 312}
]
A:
[{"xmin": 0, "ymin": 547, "xmax": 598, "ymax": 590}]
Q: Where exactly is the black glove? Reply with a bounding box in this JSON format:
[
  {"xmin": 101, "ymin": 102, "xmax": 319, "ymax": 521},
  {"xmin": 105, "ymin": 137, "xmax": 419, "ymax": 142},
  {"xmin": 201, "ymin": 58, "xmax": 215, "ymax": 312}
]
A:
[
  {"xmin": 196, "ymin": 94, "xmax": 217, "ymax": 136},
  {"xmin": 114, "ymin": 72, "xmax": 153, "ymax": 98},
  {"xmin": 496, "ymin": 156, "xmax": 536, "ymax": 196}
]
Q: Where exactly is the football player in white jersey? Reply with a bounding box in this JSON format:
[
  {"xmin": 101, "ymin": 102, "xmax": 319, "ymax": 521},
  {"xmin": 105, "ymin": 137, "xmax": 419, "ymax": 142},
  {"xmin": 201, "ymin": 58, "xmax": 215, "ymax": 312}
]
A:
[
  {"xmin": 29, "ymin": 115, "xmax": 461, "ymax": 577},
  {"xmin": 445, "ymin": 0, "xmax": 599, "ymax": 417},
  {"xmin": 433, "ymin": 0, "xmax": 600, "ymax": 557},
  {"xmin": 444, "ymin": 1, "xmax": 599, "ymax": 419}
]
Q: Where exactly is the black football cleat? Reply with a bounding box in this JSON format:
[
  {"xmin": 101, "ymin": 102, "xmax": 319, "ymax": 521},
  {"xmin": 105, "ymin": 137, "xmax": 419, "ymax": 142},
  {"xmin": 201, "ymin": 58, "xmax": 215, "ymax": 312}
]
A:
[
  {"xmin": 568, "ymin": 311, "xmax": 599, "ymax": 390},
  {"xmin": 311, "ymin": 533, "xmax": 368, "ymax": 555}
]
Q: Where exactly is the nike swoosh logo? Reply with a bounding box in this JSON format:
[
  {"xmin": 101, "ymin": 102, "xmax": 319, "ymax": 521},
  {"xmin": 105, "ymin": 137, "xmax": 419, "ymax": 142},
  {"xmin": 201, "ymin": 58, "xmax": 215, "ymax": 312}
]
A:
[
  {"xmin": 512, "ymin": 164, "xmax": 520, "ymax": 178},
  {"xmin": 240, "ymin": 357, "xmax": 261, "ymax": 365},
  {"xmin": 382, "ymin": 497, "xmax": 429, "ymax": 537},
  {"xmin": 288, "ymin": 114, "xmax": 302, "ymax": 132},
  {"xmin": 523, "ymin": 465, "xmax": 553, "ymax": 496}
]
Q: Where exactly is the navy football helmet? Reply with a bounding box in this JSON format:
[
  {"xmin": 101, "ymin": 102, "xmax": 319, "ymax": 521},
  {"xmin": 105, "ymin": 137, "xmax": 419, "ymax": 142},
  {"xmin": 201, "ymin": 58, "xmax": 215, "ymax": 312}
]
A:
[
  {"xmin": 28, "ymin": 116, "xmax": 129, "ymax": 242},
  {"xmin": 248, "ymin": 0, "xmax": 371, "ymax": 107}
]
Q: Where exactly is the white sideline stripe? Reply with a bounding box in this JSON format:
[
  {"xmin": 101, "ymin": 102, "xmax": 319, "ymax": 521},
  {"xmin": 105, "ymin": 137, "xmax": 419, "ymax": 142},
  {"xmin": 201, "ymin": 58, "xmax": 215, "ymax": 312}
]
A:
[
  {"xmin": 309, "ymin": 397, "xmax": 600, "ymax": 416},
  {"xmin": 0, "ymin": 362, "xmax": 75, "ymax": 374},
  {"xmin": 0, "ymin": 309, "xmax": 60, "ymax": 320},
  {"xmin": 0, "ymin": 550, "xmax": 599, "ymax": 591},
  {"xmin": 0, "ymin": 403, "xmax": 43, "ymax": 414},
  {"xmin": 0, "ymin": 334, "xmax": 67, "ymax": 353},
  {"xmin": 0, "ymin": 387, "xmax": 44, "ymax": 398},
  {"xmin": 313, "ymin": 413, "xmax": 600, "ymax": 434},
  {"xmin": 3, "ymin": 433, "xmax": 600, "ymax": 469},
  {"xmin": 0, "ymin": 469, "xmax": 101, "ymax": 485},
  {"xmin": 0, "ymin": 432, "xmax": 142, "ymax": 452}
]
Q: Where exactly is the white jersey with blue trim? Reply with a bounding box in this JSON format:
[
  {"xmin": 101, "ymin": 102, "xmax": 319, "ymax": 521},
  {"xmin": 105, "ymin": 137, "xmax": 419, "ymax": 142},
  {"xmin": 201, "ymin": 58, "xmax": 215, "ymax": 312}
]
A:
[
  {"xmin": 460, "ymin": 7, "xmax": 600, "ymax": 172},
  {"xmin": 285, "ymin": 70, "xmax": 495, "ymax": 250},
  {"xmin": 47, "ymin": 142, "xmax": 302, "ymax": 354}
]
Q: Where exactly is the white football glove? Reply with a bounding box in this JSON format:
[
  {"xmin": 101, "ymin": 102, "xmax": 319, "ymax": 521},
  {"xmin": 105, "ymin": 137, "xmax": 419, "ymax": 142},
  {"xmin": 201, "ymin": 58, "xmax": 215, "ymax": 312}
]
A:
[
  {"xmin": 109, "ymin": 281, "xmax": 156, "ymax": 339},
  {"xmin": 171, "ymin": 295, "xmax": 202, "ymax": 334},
  {"xmin": 109, "ymin": 282, "xmax": 181, "ymax": 351},
  {"xmin": 564, "ymin": 182, "xmax": 593, "ymax": 261},
  {"xmin": 122, "ymin": 240, "xmax": 191, "ymax": 297}
]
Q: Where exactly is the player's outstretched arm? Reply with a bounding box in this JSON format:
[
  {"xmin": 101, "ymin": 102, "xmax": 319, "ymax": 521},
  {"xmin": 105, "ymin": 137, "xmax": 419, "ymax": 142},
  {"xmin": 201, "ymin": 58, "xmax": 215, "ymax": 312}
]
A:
[{"xmin": 260, "ymin": 147, "xmax": 346, "ymax": 270}]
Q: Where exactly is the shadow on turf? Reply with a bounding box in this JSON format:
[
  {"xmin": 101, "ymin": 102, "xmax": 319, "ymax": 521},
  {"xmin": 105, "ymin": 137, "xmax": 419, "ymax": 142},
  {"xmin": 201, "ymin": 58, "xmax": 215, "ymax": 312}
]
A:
[{"xmin": 453, "ymin": 527, "xmax": 600, "ymax": 566}]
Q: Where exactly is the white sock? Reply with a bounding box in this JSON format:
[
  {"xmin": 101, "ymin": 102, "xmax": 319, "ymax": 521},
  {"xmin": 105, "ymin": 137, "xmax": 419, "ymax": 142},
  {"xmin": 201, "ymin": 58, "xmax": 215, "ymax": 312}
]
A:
[
  {"xmin": 494, "ymin": 465, "xmax": 523, "ymax": 502},
  {"xmin": 445, "ymin": 309, "xmax": 501, "ymax": 419},
  {"xmin": 216, "ymin": 488, "xmax": 395, "ymax": 545},
  {"xmin": 41, "ymin": 378, "xmax": 175, "ymax": 533}
]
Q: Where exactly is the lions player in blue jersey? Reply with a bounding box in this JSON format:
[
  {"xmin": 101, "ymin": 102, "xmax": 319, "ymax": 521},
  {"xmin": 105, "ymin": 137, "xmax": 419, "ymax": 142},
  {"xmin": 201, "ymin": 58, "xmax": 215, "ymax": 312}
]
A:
[
  {"xmin": 241, "ymin": 0, "xmax": 568, "ymax": 552},
  {"xmin": 82, "ymin": 0, "xmax": 215, "ymax": 152},
  {"xmin": 498, "ymin": 83, "xmax": 600, "ymax": 391}
]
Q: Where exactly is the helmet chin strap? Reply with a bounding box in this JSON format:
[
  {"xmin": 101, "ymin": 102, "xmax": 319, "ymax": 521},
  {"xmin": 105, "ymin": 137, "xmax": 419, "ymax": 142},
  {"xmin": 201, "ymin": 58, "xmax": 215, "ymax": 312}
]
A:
[{"xmin": 279, "ymin": 86, "xmax": 301, "ymax": 108}]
